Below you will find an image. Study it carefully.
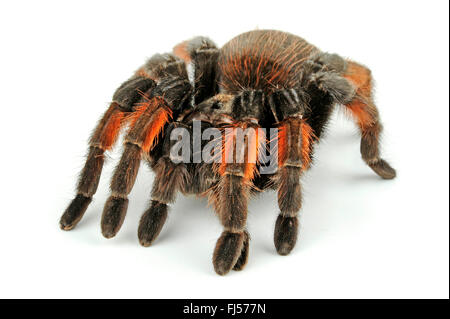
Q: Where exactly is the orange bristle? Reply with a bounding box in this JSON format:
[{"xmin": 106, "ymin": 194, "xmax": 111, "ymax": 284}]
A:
[
  {"xmin": 300, "ymin": 121, "xmax": 314, "ymax": 171},
  {"xmin": 346, "ymin": 101, "xmax": 375, "ymax": 130},
  {"xmin": 219, "ymin": 127, "xmax": 236, "ymax": 176},
  {"xmin": 141, "ymin": 105, "xmax": 172, "ymax": 153},
  {"xmin": 218, "ymin": 122, "xmax": 264, "ymax": 180},
  {"xmin": 277, "ymin": 123, "xmax": 288, "ymax": 167},
  {"xmin": 99, "ymin": 108, "xmax": 125, "ymax": 150},
  {"xmin": 243, "ymin": 127, "xmax": 265, "ymax": 180}
]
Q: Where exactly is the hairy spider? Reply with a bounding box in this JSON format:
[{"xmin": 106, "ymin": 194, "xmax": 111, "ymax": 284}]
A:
[{"xmin": 60, "ymin": 30, "xmax": 396, "ymax": 275}]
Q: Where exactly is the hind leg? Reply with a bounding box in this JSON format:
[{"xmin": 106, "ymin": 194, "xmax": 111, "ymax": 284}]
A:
[{"xmin": 343, "ymin": 61, "xmax": 396, "ymax": 179}]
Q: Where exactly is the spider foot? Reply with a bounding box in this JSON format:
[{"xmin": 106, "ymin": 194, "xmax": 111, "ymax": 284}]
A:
[
  {"xmin": 232, "ymin": 230, "xmax": 250, "ymax": 271},
  {"xmin": 274, "ymin": 215, "xmax": 299, "ymax": 256},
  {"xmin": 213, "ymin": 231, "xmax": 246, "ymax": 276},
  {"xmin": 368, "ymin": 158, "xmax": 397, "ymax": 180},
  {"xmin": 60, "ymin": 194, "xmax": 92, "ymax": 231},
  {"xmin": 138, "ymin": 201, "xmax": 168, "ymax": 247},
  {"xmin": 101, "ymin": 196, "xmax": 128, "ymax": 238}
]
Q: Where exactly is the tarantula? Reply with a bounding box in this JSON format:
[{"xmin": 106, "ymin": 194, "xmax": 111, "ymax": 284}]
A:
[{"xmin": 60, "ymin": 30, "xmax": 396, "ymax": 275}]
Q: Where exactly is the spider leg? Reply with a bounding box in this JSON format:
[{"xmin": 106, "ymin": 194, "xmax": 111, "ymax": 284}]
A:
[
  {"xmin": 137, "ymin": 123, "xmax": 191, "ymax": 246},
  {"xmin": 101, "ymin": 54, "xmax": 192, "ymax": 238},
  {"xmin": 273, "ymin": 117, "xmax": 315, "ymax": 255},
  {"xmin": 60, "ymin": 76, "xmax": 155, "ymax": 230},
  {"xmin": 211, "ymin": 121, "xmax": 263, "ymax": 275},
  {"xmin": 343, "ymin": 61, "xmax": 396, "ymax": 179},
  {"xmin": 187, "ymin": 90, "xmax": 266, "ymax": 274}
]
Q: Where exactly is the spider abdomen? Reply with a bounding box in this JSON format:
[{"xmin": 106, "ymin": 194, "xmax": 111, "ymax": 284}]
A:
[{"xmin": 219, "ymin": 30, "xmax": 319, "ymax": 94}]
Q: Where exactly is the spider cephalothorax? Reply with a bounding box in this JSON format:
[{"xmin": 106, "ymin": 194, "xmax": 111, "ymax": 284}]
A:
[{"xmin": 60, "ymin": 30, "xmax": 396, "ymax": 275}]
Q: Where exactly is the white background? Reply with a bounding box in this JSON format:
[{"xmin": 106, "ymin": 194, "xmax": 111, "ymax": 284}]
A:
[{"xmin": 0, "ymin": 0, "xmax": 448, "ymax": 299}]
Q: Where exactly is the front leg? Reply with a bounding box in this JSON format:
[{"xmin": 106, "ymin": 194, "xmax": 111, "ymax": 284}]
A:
[
  {"xmin": 212, "ymin": 173, "xmax": 251, "ymax": 275},
  {"xmin": 274, "ymin": 167, "xmax": 301, "ymax": 255},
  {"xmin": 192, "ymin": 91, "xmax": 265, "ymax": 275},
  {"xmin": 274, "ymin": 117, "xmax": 314, "ymax": 255},
  {"xmin": 211, "ymin": 121, "xmax": 262, "ymax": 275}
]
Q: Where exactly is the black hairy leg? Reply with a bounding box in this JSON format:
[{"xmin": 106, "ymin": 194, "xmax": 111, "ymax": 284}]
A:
[
  {"xmin": 212, "ymin": 174, "xmax": 250, "ymax": 275},
  {"xmin": 101, "ymin": 54, "xmax": 192, "ymax": 238},
  {"xmin": 137, "ymin": 124, "xmax": 191, "ymax": 246},
  {"xmin": 210, "ymin": 118, "xmax": 263, "ymax": 275},
  {"xmin": 191, "ymin": 91, "xmax": 269, "ymax": 275},
  {"xmin": 273, "ymin": 116, "xmax": 315, "ymax": 255},
  {"xmin": 60, "ymin": 73, "xmax": 154, "ymax": 230},
  {"xmin": 61, "ymin": 52, "xmax": 191, "ymax": 236}
]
